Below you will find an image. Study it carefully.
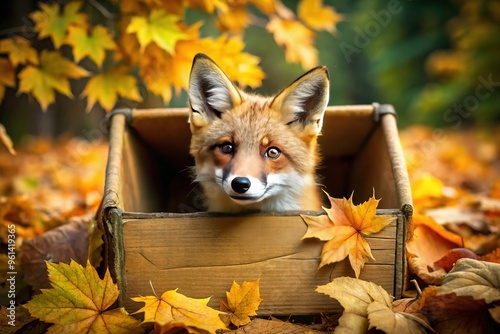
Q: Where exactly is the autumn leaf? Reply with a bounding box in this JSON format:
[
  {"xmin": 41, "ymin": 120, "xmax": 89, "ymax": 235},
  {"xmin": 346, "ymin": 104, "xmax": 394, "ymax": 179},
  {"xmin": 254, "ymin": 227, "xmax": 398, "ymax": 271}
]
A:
[
  {"xmin": 220, "ymin": 279, "xmax": 263, "ymax": 326},
  {"xmin": 298, "ymin": 0, "xmax": 343, "ymax": 33},
  {"xmin": 437, "ymin": 258, "xmax": 500, "ymax": 303},
  {"xmin": 267, "ymin": 16, "xmax": 317, "ymax": 69},
  {"xmin": 302, "ymin": 192, "xmax": 395, "ymax": 278},
  {"xmin": 132, "ymin": 288, "xmax": 227, "ymax": 334},
  {"xmin": 30, "ymin": 1, "xmax": 86, "ymax": 48},
  {"xmin": 367, "ymin": 301, "xmax": 431, "ymax": 334},
  {"xmin": 24, "ymin": 260, "xmax": 142, "ymax": 334},
  {"xmin": 490, "ymin": 306, "xmax": 500, "ymax": 324},
  {"xmin": 127, "ymin": 9, "xmax": 187, "ymax": 54},
  {"xmin": 81, "ymin": 66, "xmax": 142, "ymax": 112},
  {"xmin": 317, "ymin": 277, "xmax": 391, "ymax": 333},
  {"xmin": 0, "ymin": 58, "xmax": 15, "ymax": 104},
  {"xmin": 217, "ymin": 5, "xmax": 250, "ymax": 33},
  {"xmin": 66, "ymin": 25, "xmax": 116, "ymax": 67},
  {"xmin": 17, "ymin": 50, "xmax": 89, "ymax": 110},
  {"xmin": 186, "ymin": 0, "xmax": 228, "ymax": 13},
  {"xmin": 20, "ymin": 220, "xmax": 89, "ymax": 290},
  {"xmin": 420, "ymin": 286, "xmax": 498, "ymax": 334},
  {"xmin": 0, "ymin": 36, "xmax": 39, "ymax": 67},
  {"xmin": 479, "ymin": 247, "xmax": 500, "ymax": 264},
  {"xmin": 406, "ymin": 214, "xmax": 464, "ymax": 281},
  {"xmin": 171, "ymin": 35, "xmax": 265, "ymax": 94},
  {"xmin": 249, "ymin": 0, "xmax": 276, "ymax": 14},
  {"xmin": 318, "ymin": 277, "xmax": 431, "ymax": 334},
  {"xmin": 0, "ymin": 123, "xmax": 16, "ymax": 155},
  {"xmin": 419, "ymin": 259, "xmax": 500, "ymax": 333},
  {"xmin": 226, "ymin": 318, "xmax": 323, "ymax": 333},
  {"xmin": 0, "ymin": 306, "xmax": 39, "ymax": 334},
  {"xmin": 407, "ymin": 252, "xmax": 447, "ymax": 285}
]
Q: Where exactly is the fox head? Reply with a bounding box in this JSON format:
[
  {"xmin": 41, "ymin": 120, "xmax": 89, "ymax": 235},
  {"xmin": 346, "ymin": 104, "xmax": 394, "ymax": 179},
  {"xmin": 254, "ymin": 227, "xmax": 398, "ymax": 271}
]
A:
[{"xmin": 188, "ymin": 53, "xmax": 329, "ymax": 212}]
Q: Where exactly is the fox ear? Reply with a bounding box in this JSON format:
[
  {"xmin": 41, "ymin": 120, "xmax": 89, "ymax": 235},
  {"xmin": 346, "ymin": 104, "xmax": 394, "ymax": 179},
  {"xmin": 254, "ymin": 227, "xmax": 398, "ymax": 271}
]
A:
[
  {"xmin": 271, "ymin": 66, "xmax": 329, "ymax": 137},
  {"xmin": 188, "ymin": 53, "xmax": 242, "ymax": 128}
]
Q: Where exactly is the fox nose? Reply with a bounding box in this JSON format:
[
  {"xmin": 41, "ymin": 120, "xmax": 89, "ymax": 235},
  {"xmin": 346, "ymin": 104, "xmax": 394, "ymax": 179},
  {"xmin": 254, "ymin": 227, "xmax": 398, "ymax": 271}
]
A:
[{"xmin": 231, "ymin": 177, "xmax": 251, "ymax": 193}]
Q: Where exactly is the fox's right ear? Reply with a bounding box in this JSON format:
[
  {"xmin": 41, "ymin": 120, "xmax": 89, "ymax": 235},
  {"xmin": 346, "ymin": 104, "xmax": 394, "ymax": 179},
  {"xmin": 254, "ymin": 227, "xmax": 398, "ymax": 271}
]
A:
[{"xmin": 188, "ymin": 53, "xmax": 242, "ymax": 129}]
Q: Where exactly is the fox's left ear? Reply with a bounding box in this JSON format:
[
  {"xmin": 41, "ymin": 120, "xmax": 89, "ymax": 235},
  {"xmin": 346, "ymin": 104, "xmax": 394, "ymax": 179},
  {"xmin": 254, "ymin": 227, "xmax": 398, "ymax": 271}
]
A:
[{"xmin": 271, "ymin": 66, "xmax": 329, "ymax": 137}]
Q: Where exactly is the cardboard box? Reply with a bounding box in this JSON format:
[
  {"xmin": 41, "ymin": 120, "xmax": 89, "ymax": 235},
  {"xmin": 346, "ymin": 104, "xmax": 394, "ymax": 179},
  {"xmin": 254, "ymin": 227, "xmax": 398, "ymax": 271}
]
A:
[{"xmin": 99, "ymin": 104, "xmax": 412, "ymax": 316}]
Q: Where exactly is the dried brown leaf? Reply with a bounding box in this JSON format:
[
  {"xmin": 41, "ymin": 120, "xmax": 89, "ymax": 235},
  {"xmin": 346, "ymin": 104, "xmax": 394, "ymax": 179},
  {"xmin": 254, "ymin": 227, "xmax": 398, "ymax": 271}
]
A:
[
  {"xmin": 407, "ymin": 252, "xmax": 446, "ymax": 285},
  {"xmin": 437, "ymin": 258, "xmax": 500, "ymax": 304},
  {"xmin": 406, "ymin": 214, "xmax": 463, "ymax": 266},
  {"xmin": 367, "ymin": 300, "xmax": 432, "ymax": 334},
  {"xmin": 20, "ymin": 219, "xmax": 89, "ymax": 289},
  {"xmin": 317, "ymin": 277, "xmax": 392, "ymax": 334},
  {"xmin": 420, "ymin": 286, "xmax": 499, "ymax": 334},
  {"xmin": 490, "ymin": 305, "xmax": 500, "ymax": 324},
  {"xmin": 226, "ymin": 318, "xmax": 324, "ymax": 333}
]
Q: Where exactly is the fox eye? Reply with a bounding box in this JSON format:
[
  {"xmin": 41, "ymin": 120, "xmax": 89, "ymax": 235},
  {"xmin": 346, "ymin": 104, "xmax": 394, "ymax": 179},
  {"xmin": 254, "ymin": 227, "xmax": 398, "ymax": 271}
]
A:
[
  {"xmin": 265, "ymin": 147, "xmax": 281, "ymax": 160},
  {"xmin": 219, "ymin": 142, "xmax": 234, "ymax": 155}
]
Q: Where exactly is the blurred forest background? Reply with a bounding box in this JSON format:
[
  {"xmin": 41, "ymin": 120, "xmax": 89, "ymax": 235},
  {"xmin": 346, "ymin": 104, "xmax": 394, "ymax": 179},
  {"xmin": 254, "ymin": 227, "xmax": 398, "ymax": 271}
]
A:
[{"xmin": 0, "ymin": 0, "xmax": 499, "ymax": 141}]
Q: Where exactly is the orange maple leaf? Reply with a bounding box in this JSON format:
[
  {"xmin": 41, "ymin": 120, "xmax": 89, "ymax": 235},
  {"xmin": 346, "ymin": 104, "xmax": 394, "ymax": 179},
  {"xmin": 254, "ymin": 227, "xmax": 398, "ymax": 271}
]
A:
[
  {"xmin": 220, "ymin": 279, "xmax": 263, "ymax": 326},
  {"xmin": 132, "ymin": 288, "xmax": 227, "ymax": 334},
  {"xmin": 266, "ymin": 16, "xmax": 318, "ymax": 69},
  {"xmin": 302, "ymin": 192, "xmax": 394, "ymax": 278},
  {"xmin": 298, "ymin": 0, "xmax": 343, "ymax": 33}
]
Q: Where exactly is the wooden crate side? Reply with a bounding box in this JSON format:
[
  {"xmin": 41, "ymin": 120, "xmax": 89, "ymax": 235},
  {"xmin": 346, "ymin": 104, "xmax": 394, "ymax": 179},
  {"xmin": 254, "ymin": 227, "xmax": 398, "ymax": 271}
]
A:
[
  {"xmin": 120, "ymin": 214, "xmax": 398, "ymax": 316},
  {"xmin": 393, "ymin": 213, "xmax": 406, "ymax": 299}
]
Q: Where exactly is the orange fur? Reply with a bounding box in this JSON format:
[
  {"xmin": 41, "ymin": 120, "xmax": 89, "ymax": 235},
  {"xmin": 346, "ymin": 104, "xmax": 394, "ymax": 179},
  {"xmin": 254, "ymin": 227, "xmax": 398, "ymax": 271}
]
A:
[{"xmin": 188, "ymin": 54, "xmax": 329, "ymax": 212}]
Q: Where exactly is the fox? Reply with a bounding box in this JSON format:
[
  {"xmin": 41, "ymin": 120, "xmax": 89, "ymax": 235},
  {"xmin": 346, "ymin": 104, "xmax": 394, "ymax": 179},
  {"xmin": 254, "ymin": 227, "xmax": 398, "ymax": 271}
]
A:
[{"xmin": 188, "ymin": 53, "xmax": 330, "ymax": 212}]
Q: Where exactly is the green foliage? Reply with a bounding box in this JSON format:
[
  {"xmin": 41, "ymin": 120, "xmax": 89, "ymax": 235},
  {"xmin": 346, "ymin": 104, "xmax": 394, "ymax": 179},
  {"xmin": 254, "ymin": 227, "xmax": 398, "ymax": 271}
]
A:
[{"xmin": 350, "ymin": 0, "xmax": 500, "ymax": 127}]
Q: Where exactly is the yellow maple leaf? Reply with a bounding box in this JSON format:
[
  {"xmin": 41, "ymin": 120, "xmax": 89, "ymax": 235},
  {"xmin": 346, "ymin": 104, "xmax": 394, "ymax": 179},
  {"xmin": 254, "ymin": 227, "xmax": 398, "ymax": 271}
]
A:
[
  {"xmin": 249, "ymin": 0, "xmax": 276, "ymax": 14},
  {"xmin": 30, "ymin": 1, "xmax": 87, "ymax": 48},
  {"xmin": 0, "ymin": 36, "xmax": 39, "ymax": 67},
  {"xmin": 220, "ymin": 279, "xmax": 263, "ymax": 326},
  {"xmin": 81, "ymin": 66, "xmax": 143, "ymax": 112},
  {"xmin": 0, "ymin": 58, "xmax": 15, "ymax": 103},
  {"xmin": 127, "ymin": 9, "xmax": 187, "ymax": 54},
  {"xmin": 132, "ymin": 288, "xmax": 227, "ymax": 334},
  {"xmin": 298, "ymin": 0, "xmax": 343, "ymax": 33},
  {"xmin": 66, "ymin": 25, "xmax": 116, "ymax": 67},
  {"xmin": 301, "ymin": 192, "xmax": 395, "ymax": 278},
  {"xmin": 217, "ymin": 5, "xmax": 250, "ymax": 33},
  {"xmin": 172, "ymin": 35, "xmax": 264, "ymax": 94},
  {"xmin": 139, "ymin": 52, "xmax": 174, "ymax": 103},
  {"xmin": 186, "ymin": 0, "xmax": 229, "ymax": 13},
  {"xmin": 266, "ymin": 16, "xmax": 318, "ymax": 69},
  {"xmin": 17, "ymin": 50, "xmax": 89, "ymax": 111},
  {"xmin": 23, "ymin": 260, "xmax": 142, "ymax": 334}
]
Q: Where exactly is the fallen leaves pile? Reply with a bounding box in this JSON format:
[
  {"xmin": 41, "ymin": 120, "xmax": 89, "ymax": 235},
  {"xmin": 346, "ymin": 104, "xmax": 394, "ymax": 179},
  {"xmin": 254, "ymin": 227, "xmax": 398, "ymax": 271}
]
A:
[{"xmin": 0, "ymin": 125, "xmax": 499, "ymax": 333}]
